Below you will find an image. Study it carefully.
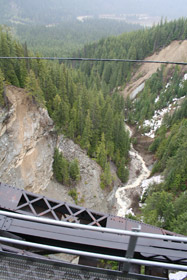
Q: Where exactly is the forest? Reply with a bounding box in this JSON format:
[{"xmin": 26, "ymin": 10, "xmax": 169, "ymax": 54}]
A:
[
  {"xmin": 0, "ymin": 18, "xmax": 187, "ymax": 234},
  {"xmin": 0, "ymin": 24, "xmax": 130, "ymax": 189},
  {"xmin": 0, "ymin": 0, "xmax": 186, "ymax": 25},
  {"xmin": 14, "ymin": 19, "xmax": 142, "ymax": 57},
  {"xmin": 127, "ymin": 66, "xmax": 187, "ymax": 235}
]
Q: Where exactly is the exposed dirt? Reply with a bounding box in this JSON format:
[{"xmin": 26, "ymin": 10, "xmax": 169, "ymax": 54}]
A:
[
  {"xmin": 133, "ymin": 135, "xmax": 155, "ymax": 168},
  {"xmin": 0, "ymin": 85, "xmax": 55, "ymax": 192},
  {"xmin": 129, "ymin": 124, "xmax": 155, "ymax": 168},
  {"xmin": 123, "ymin": 40, "xmax": 187, "ymax": 99}
]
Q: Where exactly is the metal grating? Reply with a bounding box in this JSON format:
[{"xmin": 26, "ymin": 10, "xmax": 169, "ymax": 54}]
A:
[{"xmin": 0, "ymin": 254, "xmax": 140, "ymax": 280}]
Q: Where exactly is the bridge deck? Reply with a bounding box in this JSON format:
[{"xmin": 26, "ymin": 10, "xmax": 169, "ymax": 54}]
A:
[{"xmin": 0, "ymin": 251, "xmax": 167, "ymax": 280}]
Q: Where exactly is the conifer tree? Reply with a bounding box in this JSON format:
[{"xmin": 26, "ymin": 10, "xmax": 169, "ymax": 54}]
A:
[
  {"xmin": 97, "ymin": 133, "xmax": 107, "ymax": 169},
  {"xmin": 81, "ymin": 110, "xmax": 92, "ymax": 150},
  {"xmin": 25, "ymin": 70, "xmax": 45, "ymax": 106},
  {"xmin": 0, "ymin": 69, "xmax": 5, "ymax": 106},
  {"xmin": 100, "ymin": 162, "xmax": 112, "ymax": 189},
  {"xmin": 117, "ymin": 157, "xmax": 129, "ymax": 183},
  {"xmin": 69, "ymin": 159, "xmax": 80, "ymax": 182}
]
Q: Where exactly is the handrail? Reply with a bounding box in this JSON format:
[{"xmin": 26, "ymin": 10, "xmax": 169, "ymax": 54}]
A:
[
  {"xmin": 0, "ymin": 236, "xmax": 186, "ymax": 271},
  {"xmin": 0, "ymin": 210, "xmax": 186, "ymax": 242}
]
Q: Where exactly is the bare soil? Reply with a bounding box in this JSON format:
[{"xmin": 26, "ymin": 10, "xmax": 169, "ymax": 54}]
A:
[
  {"xmin": 123, "ymin": 40, "xmax": 187, "ymax": 99},
  {"xmin": 130, "ymin": 124, "xmax": 155, "ymax": 168}
]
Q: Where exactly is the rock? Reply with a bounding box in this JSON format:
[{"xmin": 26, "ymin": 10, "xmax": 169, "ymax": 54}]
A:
[
  {"xmin": 56, "ymin": 136, "xmax": 108, "ymax": 213},
  {"xmin": 0, "ymin": 85, "xmax": 109, "ymax": 214},
  {"xmin": 0, "ymin": 86, "xmax": 56, "ymax": 193}
]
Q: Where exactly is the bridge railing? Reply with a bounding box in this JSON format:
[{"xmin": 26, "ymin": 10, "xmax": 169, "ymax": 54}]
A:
[{"xmin": 0, "ymin": 210, "xmax": 186, "ymax": 273}]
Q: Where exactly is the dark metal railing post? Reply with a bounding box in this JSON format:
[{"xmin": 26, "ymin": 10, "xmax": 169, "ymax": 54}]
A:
[{"xmin": 122, "ymin": 226, "xmax": 141, "ymax": 273}]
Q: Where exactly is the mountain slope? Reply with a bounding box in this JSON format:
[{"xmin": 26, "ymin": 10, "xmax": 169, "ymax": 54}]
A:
[
  {"xmin": 0, "ymin": 0, "xmax": 187, "ymax": 24},
  {"xmin": 123, "ymin": 40, "xmax": 187, "ymax": 99},
  {"xmin": 0, "ymin": 18, "xmax": 187, "ymax": 234}
]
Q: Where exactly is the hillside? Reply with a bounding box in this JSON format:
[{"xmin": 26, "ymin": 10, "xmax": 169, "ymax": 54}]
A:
[
  {"xmin": 0, "ymin": 0, "xmax": 187, "ymax": 24},
  {"xmin": 0, "ymin": 18, "xmax": 187, "ymax": 235},
  {"xmin": 123, "ymin": 40, "xmax": 187, "ymax": 99},
  {"xmin": 14, "ymin": 20, "xmax": 142, "ymax": 57}
]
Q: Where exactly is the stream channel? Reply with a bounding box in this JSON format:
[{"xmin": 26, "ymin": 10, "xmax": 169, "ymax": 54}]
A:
[{"xmin": 114, "ymin": 124, "xmax": 162, "ymax": 217}]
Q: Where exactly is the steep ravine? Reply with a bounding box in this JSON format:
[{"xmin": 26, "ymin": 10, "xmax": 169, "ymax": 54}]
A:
[
  {"xmin": 0, "ymin": 86, "xmax": 109, "ymax": 213},
  {"xmin": 113, "ymin": 124, "xmax": 161, "ymax": 217},
  {"xmin": 0, "ymin": 85, "xmax": 160, "ymax": 216}
]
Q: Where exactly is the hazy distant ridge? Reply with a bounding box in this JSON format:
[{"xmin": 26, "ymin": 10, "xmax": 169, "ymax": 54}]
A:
[{"xmin": 0, "ymin": 0, "xmax": 187, "ymax": 25}]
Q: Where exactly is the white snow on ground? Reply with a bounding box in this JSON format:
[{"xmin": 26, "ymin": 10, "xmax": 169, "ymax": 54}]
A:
[
  {"xmin": 155, "ymin": 96, "xmax": 159, "ymax": 103},
  {"xmin": 169, "ymin": 271, "xmax": 187, "ymax": 280},
  {"xmin": 142, "ymin": 96, "xmax": 186, "ymax": 138},
  {"xmin": 130, "ymin": 82, "xmax": 145, "ymax": 100},
  {"xmin": 184, "ymin": 73, "xmax": 187, "ymax": 81}
]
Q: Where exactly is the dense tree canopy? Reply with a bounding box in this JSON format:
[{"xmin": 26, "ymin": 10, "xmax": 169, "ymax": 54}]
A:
[
  {"xmin": 15, "ymin": 20, "xmax": 142, "ymax": 57},
  {"xmin": 0, "ymin": 26, "xmax": 130, "ymax": 188},
  {"xmin": 75, "ymin": 18, "xmax": 187, "ymax": 91}
]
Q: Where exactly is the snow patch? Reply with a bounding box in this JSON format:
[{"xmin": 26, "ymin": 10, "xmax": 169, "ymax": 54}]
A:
[
  {"xmin": 155, "ymin": 96, "xmax": 159, "ymax": 103},
  {"xmin": 184, "ymin": 73, "xmax": 187, "ymax": 81},
  {"xmin": 130, "ymin": 82, "xmax": 145, "ymax": 100},
  {"xmin": 169, "ymin": 271, "xmax": 187, "ymax": 280},
  {"xmin": 142, "ymin": 96, "xmax": 186, "ymax": 138}
]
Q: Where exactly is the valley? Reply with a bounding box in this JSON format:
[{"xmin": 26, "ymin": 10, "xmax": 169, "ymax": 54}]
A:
[{"xmin": 0, "ymin": 17, "xmax": 187, "ymax": 238}]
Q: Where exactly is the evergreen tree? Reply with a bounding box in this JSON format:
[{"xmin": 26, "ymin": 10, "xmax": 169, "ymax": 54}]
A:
[
  {"xmin": 143, "ymin": 191, "xmax": 174, "ymax": 229},
  {"xmin": 96, "ymin": 133, "xmax": 107, "ymax": 169},
  {"xmin": 69, "ymin": 159, "xmax": 80, "ymax": 182},
  {"xmin": 117, "ymin": 157, "xmax": 129, "ymax": 183},
  {"xmin": 0, "ymin": 69, "xmax": 5, "ymax": 106},
  {"xmin": 25, "ymin": 70, "xmax": 45, "ymax": 106},
  {"xmin": 81, "ymin": 110, "xmax": 92, "ymax": 150},
  {"xmin": 100, "ymin": 162, "xmax": 112, "ymax": 189},
  {"xmin": 53, "ymin": 148, "xmax": 70, "ymax": 185}
]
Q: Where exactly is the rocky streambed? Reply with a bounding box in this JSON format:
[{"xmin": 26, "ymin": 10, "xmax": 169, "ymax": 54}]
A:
[{"xmin": 113, "ymin": 124, "xmax": 162, "ymax": 217}]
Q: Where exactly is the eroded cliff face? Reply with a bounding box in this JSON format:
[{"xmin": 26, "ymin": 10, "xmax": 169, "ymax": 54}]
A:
[
  {"xmin": 58, "ymin": 136, "xmax": 108, "ymax": 212},
  {"xmin": 0, "ymin": 86, "xmax": 56, "ymax": 192},
  {"xmin": 0, "ymin": 86, "xmax": 108, "ymax": 212}
]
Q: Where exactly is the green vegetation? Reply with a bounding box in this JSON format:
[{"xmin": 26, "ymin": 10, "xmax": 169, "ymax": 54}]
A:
[
  {"xmin": 0, "ymin": 26, "xmax": 130, "ymax": 184},
  {"xmin": 0, "ymin": 17, "xmax": 187, "ymax": 234},
  {"xmin": 142, "ymin": 99, "xmax": 187, "ymax": 235},
  {"xmin": 128, "ymin": 63, "xmax": 187, "ymax": 235},
  {"xmin": 15, "ymin": 20, "xmax": 142, "ymax": 57},
  {"xmin": 53, "ymin": 148, "xmax": 80, "ymax": 186},
  {"xmin": 25, "ymin": 69, "xmax": 45, "ymax": 106},
  {"xmin": 0, "ymin": 69, "xmax": 5, "ymax": 106},
  {"xmin": 126, "ymin": 66, "xmax": 187, "ymax": 127},
  {"xmin": 99, "ymin": 260, "xmax": 118, "ymax": 270},
  {"xmin": 68, "ymin": 188, "xmax": 78, "ymax": 204},
  {"xmin": 75, "ymin": 18, "xmax": 187, "ymax": 91}
]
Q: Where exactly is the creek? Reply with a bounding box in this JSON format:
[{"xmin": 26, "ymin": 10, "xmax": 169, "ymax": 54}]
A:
[{"xmin": 115, "ymin": 124, "xmax": 151, "ymax": 217}]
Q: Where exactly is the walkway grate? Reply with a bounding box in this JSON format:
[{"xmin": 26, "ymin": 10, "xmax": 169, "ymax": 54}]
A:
[{"xmin": 0, "ymin": 254, "xmax": 138, "ymax": 280}]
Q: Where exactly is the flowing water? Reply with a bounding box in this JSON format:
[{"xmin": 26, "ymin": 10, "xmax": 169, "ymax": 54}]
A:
[{"xmin": 115, "ymin": 124, "xmax": 150, "ymax": 217}]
